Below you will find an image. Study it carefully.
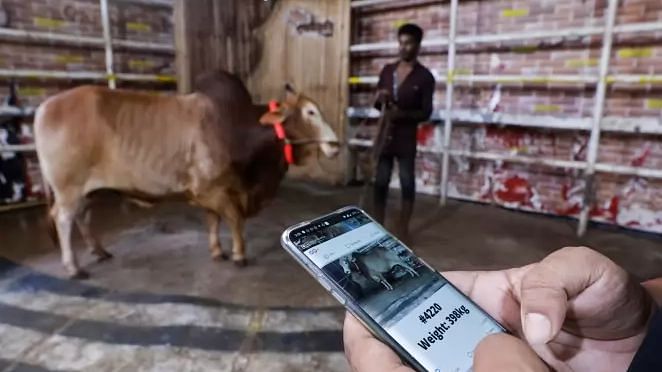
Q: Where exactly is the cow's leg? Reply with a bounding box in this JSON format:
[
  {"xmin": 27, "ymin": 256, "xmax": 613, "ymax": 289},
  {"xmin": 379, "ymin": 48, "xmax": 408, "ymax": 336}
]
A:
[
  {"xmin": 52, "ymin": 196, "xmax": 88, "ymax": 279},
  {"xmin": 206, "ymin": 210, "xmax": 229, "ymax": 261},
  {"xmin": 76, "ymin": 202, "xmax": 112, "ymax": 263},
  {"xmin": 373, "ymin": 274, "xmax": 393, "ymax": 290},
  {"xmin": 396, "ymin": 263, "xmax": 419, "ymax": 278},
  {"xmin": 223, "ymin": 205, "xmax": 247, "ymax": 267},
  {"xmin": 405, "ymin": 264, "xmax": 419, "ymax": 278},
  {"xmin": 381, "ymin": 278, "xmax": 394, "ymax": 291}
]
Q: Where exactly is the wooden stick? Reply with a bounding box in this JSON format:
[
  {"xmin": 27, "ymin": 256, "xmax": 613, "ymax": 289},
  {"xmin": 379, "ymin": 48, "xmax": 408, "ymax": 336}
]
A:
[{"xmin": 359, "ymin": 106, "xmax": 392, "ymax": 208}]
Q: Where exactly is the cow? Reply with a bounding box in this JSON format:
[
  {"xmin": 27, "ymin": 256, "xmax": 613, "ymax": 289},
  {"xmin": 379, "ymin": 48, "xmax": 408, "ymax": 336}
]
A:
[
  {"xmin": 351, "ymin": 247, "xmax": 419, "ymax": 291},
  {"xmin": 34, "ymin": 70, "xmax": 340, "ymax": 279}
]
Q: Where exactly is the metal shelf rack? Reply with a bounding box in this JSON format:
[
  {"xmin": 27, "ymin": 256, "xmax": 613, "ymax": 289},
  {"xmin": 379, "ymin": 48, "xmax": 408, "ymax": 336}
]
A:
[{"xmin": 348, "ymin": 0, "xmax": 662, "ymax": 236}]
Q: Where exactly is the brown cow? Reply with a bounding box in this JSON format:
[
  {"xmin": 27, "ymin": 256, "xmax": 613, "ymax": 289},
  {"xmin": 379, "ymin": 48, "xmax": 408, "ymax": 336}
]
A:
[{"xmin": 34, "ymin": 70, "xmax": 340, "ymax": 279}]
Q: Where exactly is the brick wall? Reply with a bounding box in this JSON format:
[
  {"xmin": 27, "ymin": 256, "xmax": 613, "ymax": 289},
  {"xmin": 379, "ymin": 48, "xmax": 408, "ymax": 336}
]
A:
[
  {"xmin": 4, "ymin": 0, "xmax": 173, "ymax": 40},
  {"xmin": 0, "ymin": 0, "xmax": 175, "ymax": 204},
  {"xmin": 351, "ymin": 0, "xmax": 662, "ymax": 234},
  {"xmin": 0, "ymin": 0, "xmax": 174, "ymax": 83}
]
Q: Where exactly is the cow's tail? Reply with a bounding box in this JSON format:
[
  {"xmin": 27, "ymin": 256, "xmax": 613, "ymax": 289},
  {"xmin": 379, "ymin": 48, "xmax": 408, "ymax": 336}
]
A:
[
  {"xmin": 34, "ymin": 102, "xmax": 59, "ymax": 248},
  {"xmin": 42, "ymin": 177, "xmax": 59, "ymax": 247}
]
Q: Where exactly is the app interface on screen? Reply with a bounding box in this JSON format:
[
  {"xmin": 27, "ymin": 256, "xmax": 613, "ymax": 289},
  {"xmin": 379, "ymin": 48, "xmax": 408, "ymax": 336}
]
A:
[{"xmin": 290, "ymin": 210, "xmax": 503, "ymax": 372}]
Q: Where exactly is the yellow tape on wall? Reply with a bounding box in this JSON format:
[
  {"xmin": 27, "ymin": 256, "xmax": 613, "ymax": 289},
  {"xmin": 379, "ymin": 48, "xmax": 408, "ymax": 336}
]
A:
[
  {"xmin": 454, "ymin": 68, "xmax": 472, "ymax": 75},
  {"xmin": 566, "ymin": 58, "xmax": 598, "ymax": 68},
  {"xmin": 18, "ymin": 87, "xmax": 47, "ymax": 97},
  {"xmin": 393, "ymin": 20, "xmax": 408, "ymax": 28},
  {"xmin": 129, "ymin": 59, "xmax": 155, "ymax": 69},
  {"xmin": 534, "ymin": 104, "xmax": 561, "ymax": 113},
  {"xmin": 155, "ymin": 75, "xmax": 176, "ymax": 83},
  {"xmin": 618, "ymin": 48, "xmax": 653, "ymax": 59},
  {"xmin": 348, "ymin": 77, "xmax": 362, "ymax": 84},
  {"xmin": 33, "ymin": 17, "xmax": 67, "ymax": 29},
  {"xmin": 126, "ymin": 22, "xmax": 151, "ymax": 32},
  {"xmin": 501, "ymin": 8, "xmax": 529, "ymax": 17},
  {"xmin": 55, "ymin": 54, "xmax": 84, "ymax": 64}
]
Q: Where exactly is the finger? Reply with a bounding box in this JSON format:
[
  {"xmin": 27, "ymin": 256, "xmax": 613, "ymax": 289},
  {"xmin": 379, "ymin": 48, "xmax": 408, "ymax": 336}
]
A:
[
  {"xmin": 443, "ymin": 269, "xmax": 528, "ymax": 334},
  {"xmin": 518, "ymin": 246, "xmax": 623, "ymax": 344},
  {"xmin": 343, "ymin": 313, "xmax": 413, "ymax": 372},
  {"xmin": 474, "ymin": 333, "xmax": 549, "ymax": 372},
  {"xmin": 442, "ymin": 271, "xmax": 478, "ymax": 295},
  {"xmin": 642, "ymin": 278, "xmax": 662, "ymax": 306}
]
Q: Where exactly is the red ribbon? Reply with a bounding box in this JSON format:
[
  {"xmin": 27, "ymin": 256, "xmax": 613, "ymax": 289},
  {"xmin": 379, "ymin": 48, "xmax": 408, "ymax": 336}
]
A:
[{"xmin": 268, "ymin": 100, "xmax": 294, "ymax": 165}]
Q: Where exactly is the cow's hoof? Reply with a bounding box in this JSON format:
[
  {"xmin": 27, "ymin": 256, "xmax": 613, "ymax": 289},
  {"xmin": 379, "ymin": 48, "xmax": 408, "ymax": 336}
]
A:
[
  {"xmin": 212, "ymin": 252, "xmax": 230, "ymax": 262},
  {"xmin": 70, "ymin": 270, "xmax": 90, "ymax": 280},
  {"xmin": 94, "ymin": 251, "xmax": 114, "ymax": 263},
  {"xmin": 233, "ymin": 258, "xmax": 248, "ymax": 267}
]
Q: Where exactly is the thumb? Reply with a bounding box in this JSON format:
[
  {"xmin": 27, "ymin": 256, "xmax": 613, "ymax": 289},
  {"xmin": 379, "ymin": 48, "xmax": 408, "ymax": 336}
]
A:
[
  {"xmin": 518, "ymin": 246, "xmax": 614, "ymax": 344},
  {"xmin": 474, "ymin": 333, "xmax": 549, "ymax": 372}
]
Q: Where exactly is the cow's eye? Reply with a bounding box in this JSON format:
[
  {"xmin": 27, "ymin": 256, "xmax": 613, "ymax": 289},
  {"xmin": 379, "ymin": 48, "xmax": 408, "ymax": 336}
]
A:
[{"xmin": 307, "ymin": 110, "xmax": 316, "ymax": 116}]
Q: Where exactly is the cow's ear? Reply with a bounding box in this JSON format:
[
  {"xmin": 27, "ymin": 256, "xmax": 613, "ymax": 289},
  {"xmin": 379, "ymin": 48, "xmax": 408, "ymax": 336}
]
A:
[
  {"xmin": 261, "ymin": 101, "xmax": 293, "ymax": 125},
  {"xmin": 261, "ymin": 105, "xmax": 296, "ymax": 125},
  {"xmin": 285, "ymin": 83, "xmax": 297, "ymax": 94},
  {"xmin": 259, "ymin": 111, "xmax": 286, "ymax": 125},
  {"xmin": 284, "ymin": 83, "xmax": 299, "ymax": 105}
]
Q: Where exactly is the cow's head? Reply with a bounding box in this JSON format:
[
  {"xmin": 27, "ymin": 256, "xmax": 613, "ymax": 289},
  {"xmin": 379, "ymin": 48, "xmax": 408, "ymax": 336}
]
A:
[{"xmin": 259, "ymin": 84, "xmax": 340, "ymax": 162}]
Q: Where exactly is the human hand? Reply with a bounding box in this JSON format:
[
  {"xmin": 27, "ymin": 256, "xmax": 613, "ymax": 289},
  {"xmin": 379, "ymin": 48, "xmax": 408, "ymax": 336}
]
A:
[
  {"xmin": 343, "ymin": 246, "xmax": 654, "ymax": 372},
  {"xmin": 375, "ymin": 89, "xmax": 392, "ymax": 105},
  {"xmin": 344, "ymin": 315, "xmax": 548, "ymax": 372}
]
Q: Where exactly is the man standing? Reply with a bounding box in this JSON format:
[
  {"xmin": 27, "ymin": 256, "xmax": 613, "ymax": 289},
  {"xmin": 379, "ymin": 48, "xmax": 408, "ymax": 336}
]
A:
[{"xmin": 373, "ymin": 23, "xmax": 435, "ymax": 241}]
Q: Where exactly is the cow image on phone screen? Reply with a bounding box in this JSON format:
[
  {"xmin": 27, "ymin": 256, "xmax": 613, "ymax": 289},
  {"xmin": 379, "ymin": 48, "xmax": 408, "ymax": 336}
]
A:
[
  {"xmin": 322, "ymin": 234, "xmax": 446, "ymax": 329},
  {"xmin": 351, "ymin": 244, "xmax": 419, "ymax": 291}
]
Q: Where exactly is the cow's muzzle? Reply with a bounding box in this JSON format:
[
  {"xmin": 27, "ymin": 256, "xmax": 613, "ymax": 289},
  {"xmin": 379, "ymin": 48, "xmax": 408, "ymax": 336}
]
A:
[{"xmin": 321, "ymin": 141, "xmax": 341, "ymax": 158}]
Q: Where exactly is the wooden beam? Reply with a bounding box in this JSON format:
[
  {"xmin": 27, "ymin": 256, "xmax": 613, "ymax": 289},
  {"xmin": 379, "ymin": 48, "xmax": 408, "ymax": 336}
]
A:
[{"xmin": 173, "ymin": 0, "xmax": 191, "ymax": 93}]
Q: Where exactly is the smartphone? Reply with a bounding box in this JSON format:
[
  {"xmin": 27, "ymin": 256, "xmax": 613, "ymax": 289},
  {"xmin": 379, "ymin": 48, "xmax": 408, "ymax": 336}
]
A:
[{"xmin": 281, "ymin": 206, "xmax": 506, "ymax": 372}]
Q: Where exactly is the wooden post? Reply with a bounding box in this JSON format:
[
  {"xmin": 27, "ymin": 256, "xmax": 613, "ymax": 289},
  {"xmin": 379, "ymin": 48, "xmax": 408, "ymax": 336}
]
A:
[{"xmin": 174, "ymin": 0, "xmax": 191, "ymax": 93}]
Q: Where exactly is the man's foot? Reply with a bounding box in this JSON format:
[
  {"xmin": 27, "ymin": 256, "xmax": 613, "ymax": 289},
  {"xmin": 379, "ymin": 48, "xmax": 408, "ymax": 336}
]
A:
[{"xmin": 398, "ymin": 200, "xmax": 414, "ymax": 245}]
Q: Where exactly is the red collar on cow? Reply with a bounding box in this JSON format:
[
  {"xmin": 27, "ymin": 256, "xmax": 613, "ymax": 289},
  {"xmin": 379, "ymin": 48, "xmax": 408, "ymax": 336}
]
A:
[{"xmin": 268, "ymin": 100, "xmax": 295, "ymax": 165}]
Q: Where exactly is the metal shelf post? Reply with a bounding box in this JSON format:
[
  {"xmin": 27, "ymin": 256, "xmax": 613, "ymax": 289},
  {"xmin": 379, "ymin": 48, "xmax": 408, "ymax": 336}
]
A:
[
  {"xmin": 577, "ymin": 0, "xmax": 619, "ymax": 237},
  {"xmin": 100, "ymin": 0, "xmax": 116, "ymax": 89},
  {"xmin": 440, "ymin": 0, "xmax": 458, "ymax": 205}
]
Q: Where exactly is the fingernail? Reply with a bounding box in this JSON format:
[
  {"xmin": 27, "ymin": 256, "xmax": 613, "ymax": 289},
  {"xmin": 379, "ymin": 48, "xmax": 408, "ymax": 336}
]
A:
[{"xmin": 524, "ymin": 313, "xmax": 551, "ymax": 344}]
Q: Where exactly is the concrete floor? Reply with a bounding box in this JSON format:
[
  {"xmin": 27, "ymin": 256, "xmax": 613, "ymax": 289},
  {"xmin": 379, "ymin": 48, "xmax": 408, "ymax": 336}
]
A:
[{"xmin": 1, "ymin": 180, "xmax": 661, "ymax": 371}]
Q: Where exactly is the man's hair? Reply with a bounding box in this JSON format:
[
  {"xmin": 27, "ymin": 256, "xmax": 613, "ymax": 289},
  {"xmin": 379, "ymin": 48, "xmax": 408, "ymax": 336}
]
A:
[{"xmin": 398, "ymin": 23, "xmax": 423, "ymax": 44}]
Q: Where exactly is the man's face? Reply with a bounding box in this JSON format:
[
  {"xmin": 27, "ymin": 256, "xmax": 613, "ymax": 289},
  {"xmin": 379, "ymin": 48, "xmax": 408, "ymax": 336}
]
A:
[{"xmin": 398, "ymin": 33, "xmax": 420, "ymax": 62}]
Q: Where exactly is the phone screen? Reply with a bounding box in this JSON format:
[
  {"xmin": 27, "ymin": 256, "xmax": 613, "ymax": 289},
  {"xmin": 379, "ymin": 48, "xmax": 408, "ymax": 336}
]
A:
[{"xmin": 288, "ymin": 208, "xmax": 504, "ymax": 372}]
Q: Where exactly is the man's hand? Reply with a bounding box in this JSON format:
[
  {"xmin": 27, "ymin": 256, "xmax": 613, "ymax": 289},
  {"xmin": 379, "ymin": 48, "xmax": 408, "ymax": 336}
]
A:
[
  {"xmin": 375, "ymin": 89, "xmax": 392, "ymax": 105},
  {"xmin": 343, "ymin": 246, "xmax": 654, "ymax": 372},
  {"xmin": 474, "ymin": 333, "xmax": 550, "ymax": 371},
  {"xmin": 344, "ymin": 314, "xmax": 413, "ymax": 372}
]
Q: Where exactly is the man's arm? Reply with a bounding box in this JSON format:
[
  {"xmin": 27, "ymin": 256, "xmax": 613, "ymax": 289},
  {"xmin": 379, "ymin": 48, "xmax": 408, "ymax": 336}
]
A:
[
  {"xmin": 627, "ymin": 279, "xmax": 662, "ymax": 372},
  {"xmin": 419, "ymin": 72, "xmax": 435, "ymax": 120},
  {"xmin": 374, "ymin": 66, "xmax": 390, "ymax": 111},
  {"xmin": 627, "ymin": 310, "xmax": 662, "ymax": 372}
]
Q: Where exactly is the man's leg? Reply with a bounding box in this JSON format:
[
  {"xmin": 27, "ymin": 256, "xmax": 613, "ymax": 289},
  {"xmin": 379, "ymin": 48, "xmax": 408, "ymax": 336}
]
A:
[
  {"xmin": 373, "ymin": 154, "xmax": 394, "ymax": 224},
  {"xmin": 346, "ymin": 146, "xmax": 359, "ymax": 185},
  {"xmin": 397, "ymin": 153, "xmax": 416, "ymax": 242}
]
